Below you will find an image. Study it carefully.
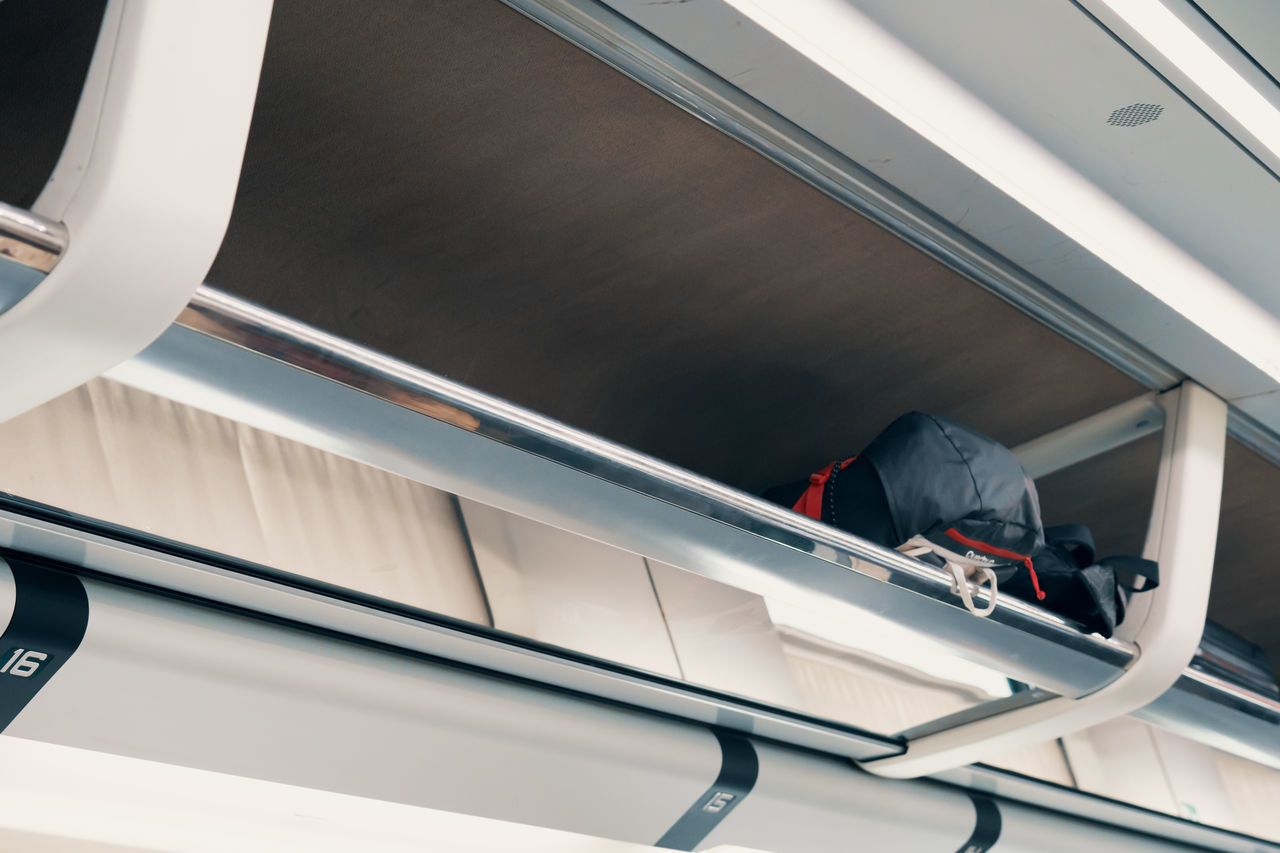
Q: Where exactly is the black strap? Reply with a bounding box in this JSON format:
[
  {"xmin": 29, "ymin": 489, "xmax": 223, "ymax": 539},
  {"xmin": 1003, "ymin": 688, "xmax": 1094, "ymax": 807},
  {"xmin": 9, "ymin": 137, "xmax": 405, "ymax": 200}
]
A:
[
  {"xmin": 1102, "ymin": 555, "xmax": 1160, "ymax": 591},
  {"xmin": 954, "ymin": 794, "xmax": 1002, "ymax": 852},
  {"xmin": 0, "ymin": 559, "xmax": 89, "ymax": 732},
  {"xmin": 656, "ymin": 729, "xmax": 758, "ymax": 850},
  {"xmin": 1044, "ymin": 523, "xmax": 1095, "ymax": 567}
]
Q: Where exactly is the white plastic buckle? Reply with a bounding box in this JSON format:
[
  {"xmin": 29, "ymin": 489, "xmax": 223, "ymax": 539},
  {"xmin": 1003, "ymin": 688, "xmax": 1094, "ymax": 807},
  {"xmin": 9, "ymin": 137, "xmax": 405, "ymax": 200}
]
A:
[{"xmin": 897, "ymin": 536, "xmax": 998, "ymax": 617}]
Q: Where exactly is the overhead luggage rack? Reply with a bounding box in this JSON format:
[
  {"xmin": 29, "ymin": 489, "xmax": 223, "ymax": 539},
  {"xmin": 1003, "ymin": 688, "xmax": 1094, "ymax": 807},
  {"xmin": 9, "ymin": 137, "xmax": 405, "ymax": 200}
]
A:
[
  {"xmin": 92, "ymin": 285, "xmax": 1280, "ymax": 776},
  {"xmin": 120, "ymin": 287, "xmax": 1138, "ymax": 696},
  {"xmin": 0, "ymin": 0, "xmax": 1274, "ymax": 844}
]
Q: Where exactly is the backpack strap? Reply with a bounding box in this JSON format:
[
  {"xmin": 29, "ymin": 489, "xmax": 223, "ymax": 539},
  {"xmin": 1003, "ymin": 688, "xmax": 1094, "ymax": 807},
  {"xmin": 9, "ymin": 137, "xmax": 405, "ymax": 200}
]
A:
[
  {"xmin": 899, "ymin": 534, "xmax": 1005, "ymax": 617},
  {"xmin": 1102, "ymin": 555, "xmax": 1160, "ymax": 591},
  {"xmin": 792, "ymin": 457, "xmax": 856, "ymax": 521},
  {"xmin": 1044, "ymin": 524, "xmax": 1095, "ymax": 567}
]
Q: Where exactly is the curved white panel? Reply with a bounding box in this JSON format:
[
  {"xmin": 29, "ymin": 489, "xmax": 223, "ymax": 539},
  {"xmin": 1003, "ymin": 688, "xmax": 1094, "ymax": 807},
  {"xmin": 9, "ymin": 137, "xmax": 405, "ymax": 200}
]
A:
[{"xmin": 0, "ymin": 1, "xmax": 271, "ymax": 422}]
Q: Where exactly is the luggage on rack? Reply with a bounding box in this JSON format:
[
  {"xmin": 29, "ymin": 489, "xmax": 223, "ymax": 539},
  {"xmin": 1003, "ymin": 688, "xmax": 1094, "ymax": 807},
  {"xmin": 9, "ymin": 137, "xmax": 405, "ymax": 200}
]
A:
[
  {"xmin": 762, "ymin": 412, "xmax": 1044, "ymax": 616},
  {"xmin": 996, "ymin": 523, "xmax": 1158, "ymax": 638},
  {"xmin": 763, "ymin": 411, "xmax": 1165, "ymax": 632}
]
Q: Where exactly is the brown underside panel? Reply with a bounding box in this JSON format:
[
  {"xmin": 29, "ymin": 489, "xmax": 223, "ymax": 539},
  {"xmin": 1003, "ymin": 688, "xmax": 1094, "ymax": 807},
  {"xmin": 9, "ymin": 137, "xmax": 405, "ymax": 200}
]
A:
[
  {"xmin": 0, "ymin": 0, "xmax": 105, "ymax": 208},
  {"xmin": 1036, "ymin": 433, "xmax": 1161, "ymax": 560},
  {"xmin": 1212, "ymin": 441, "xmax": 1280, "ymax": 662},
  {"xmin": 210, "ymin": 0, "xmax": 1143, "ymax": 486}
]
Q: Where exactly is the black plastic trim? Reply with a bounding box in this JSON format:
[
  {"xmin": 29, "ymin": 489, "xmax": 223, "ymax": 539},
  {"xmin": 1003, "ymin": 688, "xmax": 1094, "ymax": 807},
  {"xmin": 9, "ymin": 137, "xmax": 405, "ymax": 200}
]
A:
[
  {"xmin": 656, "ymin": 729, "xmax": 758, "ymax": 850},
  {"xmin": 955, "ymin": 794, "xmax": 1002, "ymax": 853},
  {"xmin": 0, "ymin": 556, "xmax": 88, "ymax": 731}
]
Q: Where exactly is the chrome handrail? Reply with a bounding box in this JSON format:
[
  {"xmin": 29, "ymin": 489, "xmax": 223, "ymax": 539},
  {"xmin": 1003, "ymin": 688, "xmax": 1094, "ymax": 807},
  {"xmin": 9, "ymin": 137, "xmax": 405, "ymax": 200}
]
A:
[{"xmin": 0, "ymin": 201, "xmax": 68, "ymax": 273}]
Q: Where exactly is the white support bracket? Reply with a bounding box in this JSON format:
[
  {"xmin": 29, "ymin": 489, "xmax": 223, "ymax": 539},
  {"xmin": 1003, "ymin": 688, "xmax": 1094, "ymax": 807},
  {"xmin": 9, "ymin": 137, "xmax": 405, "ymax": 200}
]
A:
[
  {"xmin": 1013, "ymin": 390, "xmax": 1165, "ymax": 479},
  {"xmin": 0, "ymin": 0, "xmax": 272, "ymax": 423},
  {"xmin": 860, "ymin": 381, "xmax": 1227, "ymax": 778}
]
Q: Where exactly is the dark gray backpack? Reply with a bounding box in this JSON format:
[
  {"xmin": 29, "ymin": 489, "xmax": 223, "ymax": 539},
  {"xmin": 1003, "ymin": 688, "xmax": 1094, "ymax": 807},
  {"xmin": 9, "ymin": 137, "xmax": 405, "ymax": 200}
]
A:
[
  {"xmin": 999, "ymin": 524, "xmax": 1158, "ymax": 638},
  {"xmin": 764, "ymin": 412, "xmax": 1045, "ymax": 615}
]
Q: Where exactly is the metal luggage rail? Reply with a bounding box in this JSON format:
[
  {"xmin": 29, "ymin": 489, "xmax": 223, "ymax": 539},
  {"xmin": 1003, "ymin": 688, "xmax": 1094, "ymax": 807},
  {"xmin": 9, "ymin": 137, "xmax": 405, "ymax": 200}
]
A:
[{"xmin": 97, "ymin": 285, "xmax": 1280, "ymax": 773}]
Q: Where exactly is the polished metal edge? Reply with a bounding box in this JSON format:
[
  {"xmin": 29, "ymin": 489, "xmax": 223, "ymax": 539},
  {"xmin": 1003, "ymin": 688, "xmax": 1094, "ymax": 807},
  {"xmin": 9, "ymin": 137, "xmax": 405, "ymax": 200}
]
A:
[
  {"xmin": 1177, "ymin": 668, "xmax": 1280, "ymax": 722},
  {"xmin": 496, "ymin": 0, "xmax": 1182, "ymax": 392},
  {"xmin": 180, "ymin": 285, "xmax": 1135, "ymax": 673},
  {"xmin": 0, "ymin": 201, "xmax": 68, "ymax": 273},
  {"xmin": 1137, "ymin": 673, "xmax": 1280, "ymax": 771},
  {"xmin": 897, "ymin": 689, "xmax": 1056, "ymax": 741}
]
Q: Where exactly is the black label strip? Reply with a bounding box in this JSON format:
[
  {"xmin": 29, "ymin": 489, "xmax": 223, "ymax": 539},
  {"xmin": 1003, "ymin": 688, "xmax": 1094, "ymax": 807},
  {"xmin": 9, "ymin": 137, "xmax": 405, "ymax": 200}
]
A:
[
  {"xmin": 0, "ymin": 558, "xmax": 89, "ymax": 732},
  {"xmin": 955, "ymin": 794, "xmax": 1003, "ymax": 853},
  {"xmin": 656, "ymin": 729, "xmax": 759, "ymax": 850}
]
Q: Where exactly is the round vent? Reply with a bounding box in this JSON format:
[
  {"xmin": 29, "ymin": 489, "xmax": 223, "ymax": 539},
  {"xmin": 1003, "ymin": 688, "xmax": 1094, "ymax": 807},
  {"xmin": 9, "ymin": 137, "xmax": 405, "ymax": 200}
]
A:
[{"xmin": 1107, "ymin": 103, "xmax": 1164, "ymax": 127}]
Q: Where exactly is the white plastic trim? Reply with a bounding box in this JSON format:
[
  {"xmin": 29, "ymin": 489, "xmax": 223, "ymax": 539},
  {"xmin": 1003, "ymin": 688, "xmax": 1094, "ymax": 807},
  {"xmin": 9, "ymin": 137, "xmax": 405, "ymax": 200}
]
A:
[
  {"xmin": 862, "ymin": 382, "xmax": 1227, "ymax": 778},
  {"xmin": 0, "ymin": 0, "xmax": 272, "ymax": 422}
]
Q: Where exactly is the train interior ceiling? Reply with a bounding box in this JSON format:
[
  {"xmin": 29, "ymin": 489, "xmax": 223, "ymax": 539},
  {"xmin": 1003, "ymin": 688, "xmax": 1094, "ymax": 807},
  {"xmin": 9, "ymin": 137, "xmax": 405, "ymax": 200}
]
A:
[{"xmin": 4, "ymin": 0, "xmax": 1280, "ymax": 850}]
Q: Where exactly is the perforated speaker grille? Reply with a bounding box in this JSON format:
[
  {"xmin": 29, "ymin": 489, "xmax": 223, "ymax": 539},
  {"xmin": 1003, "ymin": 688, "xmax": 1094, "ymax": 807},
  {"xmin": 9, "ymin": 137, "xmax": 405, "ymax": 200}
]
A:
[{"xmin": 1107, "ymin": 103, "xmax": 1164, "ymax": 127}]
